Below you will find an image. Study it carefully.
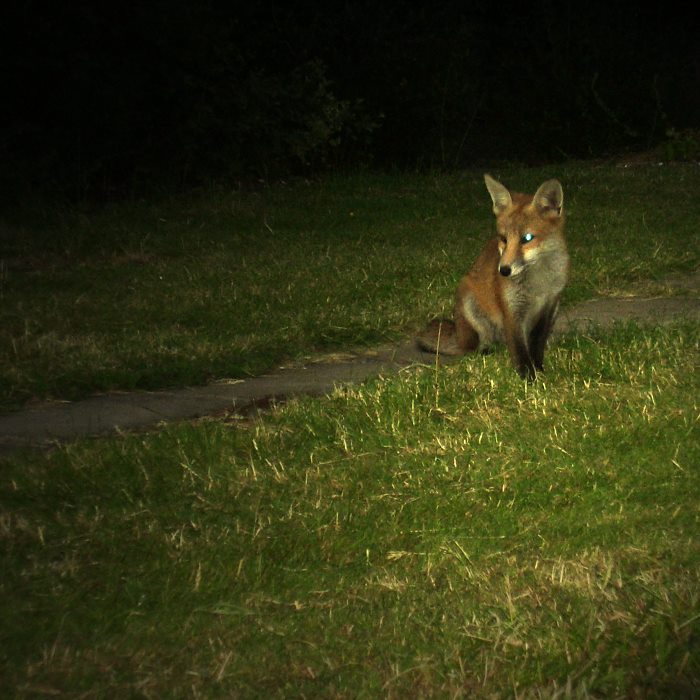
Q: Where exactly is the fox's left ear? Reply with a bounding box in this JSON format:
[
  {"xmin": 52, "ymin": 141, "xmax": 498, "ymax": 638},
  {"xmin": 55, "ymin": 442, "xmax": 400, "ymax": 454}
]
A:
[{"xmin": 533, "ymin": 180, "xmax": 563, "ymax": 217}]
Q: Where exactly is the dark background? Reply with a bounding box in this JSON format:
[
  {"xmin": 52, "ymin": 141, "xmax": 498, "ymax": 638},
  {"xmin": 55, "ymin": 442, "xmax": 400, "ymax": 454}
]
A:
[{"xmin": 3, "ymin": 1, "xmax": 699, "ymax": 198}]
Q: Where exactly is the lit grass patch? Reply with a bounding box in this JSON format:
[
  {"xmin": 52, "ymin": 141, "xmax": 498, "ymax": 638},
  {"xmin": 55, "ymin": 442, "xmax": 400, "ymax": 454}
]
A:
[{"xmin": 1, "ymin": 322, "xmax": 698, "ymax": 696}]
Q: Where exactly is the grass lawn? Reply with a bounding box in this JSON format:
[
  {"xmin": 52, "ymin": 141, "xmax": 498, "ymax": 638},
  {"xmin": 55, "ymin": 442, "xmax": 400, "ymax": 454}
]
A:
[
  {"xmin": 1, "ymin": 162, "xmax": 698, "ymax": 411},
  {"xmin": 1, "ymin": 162, "xmax": 699, "ymax": 697}
]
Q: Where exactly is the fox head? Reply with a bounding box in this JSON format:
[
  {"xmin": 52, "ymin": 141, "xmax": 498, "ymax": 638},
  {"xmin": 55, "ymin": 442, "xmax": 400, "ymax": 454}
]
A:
[{"xmin": 484, "ymin": 174, "xmax": 565, "ymax": 278}]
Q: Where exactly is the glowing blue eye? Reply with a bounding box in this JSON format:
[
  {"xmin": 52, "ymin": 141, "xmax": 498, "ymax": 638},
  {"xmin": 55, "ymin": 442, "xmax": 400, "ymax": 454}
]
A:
[{"xmin": 521, "ymin": 232, "xmax": 535, "ymax": 243}]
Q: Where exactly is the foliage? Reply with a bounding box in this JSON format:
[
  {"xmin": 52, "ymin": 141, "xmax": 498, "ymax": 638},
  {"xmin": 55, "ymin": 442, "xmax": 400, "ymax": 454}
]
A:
[
  {"xmin": 3, "ymin": 2, "xmax": 699, "ymax": 195},
  {"xmin": 662, "ymin": 128, "xmax": 700, "ymax": 162},
  {"xmin": 2, "ymin": 3, "xmax": 379, "ymax": 196}
]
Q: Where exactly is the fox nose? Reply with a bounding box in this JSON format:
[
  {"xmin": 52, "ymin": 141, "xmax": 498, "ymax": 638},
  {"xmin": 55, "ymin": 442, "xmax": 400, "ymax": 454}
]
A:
[{"xmin": 499, "ymin": 265, "xmax": 512, "ymax": 277}]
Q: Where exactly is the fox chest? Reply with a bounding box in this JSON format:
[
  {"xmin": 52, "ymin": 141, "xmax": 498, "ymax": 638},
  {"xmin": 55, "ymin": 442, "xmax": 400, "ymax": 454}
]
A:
[{"xmin": 502, "ymin": 263, "xmax": 567, "ymax": 329}]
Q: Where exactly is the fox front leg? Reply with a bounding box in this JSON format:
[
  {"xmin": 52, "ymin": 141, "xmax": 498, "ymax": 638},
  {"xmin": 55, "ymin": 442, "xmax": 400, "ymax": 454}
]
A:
[
  {"xmin": 528, "ymin": 301, "xmax": 560, "ymax": 371},
  {"xmin": 504, "ymin": 318, "xmax": 537, "ymax": 380}
]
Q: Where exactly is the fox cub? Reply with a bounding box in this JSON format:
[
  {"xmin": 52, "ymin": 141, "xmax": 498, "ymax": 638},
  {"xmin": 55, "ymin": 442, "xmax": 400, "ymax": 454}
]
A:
[{"xmin": 417, "ymin": 174, "xmax": 569, "ymax": 379}]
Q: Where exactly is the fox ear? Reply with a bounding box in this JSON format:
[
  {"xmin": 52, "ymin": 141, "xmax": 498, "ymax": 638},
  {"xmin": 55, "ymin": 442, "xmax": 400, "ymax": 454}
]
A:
[
  {"xmin": 533, "ymin": 179, "xmax": 563, "ymax": 216},
  {"xmin": 484, "ymin": 174, "xmax": 512, "ymax": 215}
]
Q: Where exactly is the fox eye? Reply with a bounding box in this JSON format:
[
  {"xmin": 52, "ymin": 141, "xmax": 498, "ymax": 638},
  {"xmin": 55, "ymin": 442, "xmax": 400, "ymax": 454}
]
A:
[{"xmin": 521, "ymin": 232, "xmax": 535, "ymax": 244}]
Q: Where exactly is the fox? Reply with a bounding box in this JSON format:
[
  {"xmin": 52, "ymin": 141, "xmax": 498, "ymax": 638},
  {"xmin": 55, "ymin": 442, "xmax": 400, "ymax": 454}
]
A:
[{"xmin": 416, "ymin": 174, "xmax": 569, "ymax": 379}]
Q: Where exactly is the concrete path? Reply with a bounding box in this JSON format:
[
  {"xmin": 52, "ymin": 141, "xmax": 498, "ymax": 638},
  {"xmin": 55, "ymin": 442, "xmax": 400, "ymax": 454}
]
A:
[{"xmin": 1, "ymin": 284, "xmax": 698, "ymax": 455}]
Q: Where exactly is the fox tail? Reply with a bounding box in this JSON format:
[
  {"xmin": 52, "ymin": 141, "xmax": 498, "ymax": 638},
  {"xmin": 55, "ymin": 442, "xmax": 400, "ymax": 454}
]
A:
[{"xmin": 415, "ymin": 318, "xmax": 464, "ymax": 356}]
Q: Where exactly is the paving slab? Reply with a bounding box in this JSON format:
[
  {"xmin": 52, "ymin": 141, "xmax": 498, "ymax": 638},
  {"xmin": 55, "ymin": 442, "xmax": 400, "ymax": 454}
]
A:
[{"xmin": 1, "ymin": 291, "xmax": 698, "ymax": 455}]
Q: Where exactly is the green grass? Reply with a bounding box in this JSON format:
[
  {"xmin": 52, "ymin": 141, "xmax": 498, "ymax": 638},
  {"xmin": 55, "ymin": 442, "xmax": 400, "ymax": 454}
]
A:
[
  {"xmin": 1, "ymin": 163, "xmax": 699, "ymax": 696},
  {"xmin": 2, "ymin": 163, "xmax": 699, "ymax": 411},
  {"xmin": 1, "ymin": 323, "xmax": 698, "ymax": 697}
]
